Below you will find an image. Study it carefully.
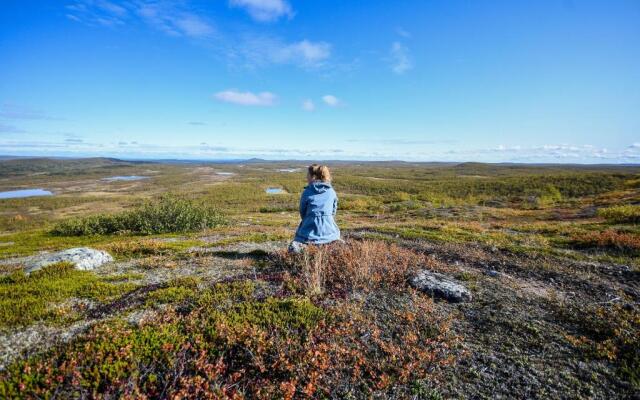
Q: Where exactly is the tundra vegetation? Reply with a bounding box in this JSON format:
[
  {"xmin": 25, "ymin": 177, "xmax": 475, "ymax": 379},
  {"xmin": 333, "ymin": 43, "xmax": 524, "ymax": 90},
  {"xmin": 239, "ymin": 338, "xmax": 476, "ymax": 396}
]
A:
[{"xmin": 0, "ymin": 157, "xmax": 638, "ymax": 399}]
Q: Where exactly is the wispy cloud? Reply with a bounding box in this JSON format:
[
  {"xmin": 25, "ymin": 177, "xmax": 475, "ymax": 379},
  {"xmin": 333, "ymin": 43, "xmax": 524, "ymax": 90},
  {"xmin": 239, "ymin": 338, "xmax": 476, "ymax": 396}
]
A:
[
  {"xmin": 277, "ymin": 40, "xmax": 331, "ymax": 66},
  {"xmin": 0, "ymin": 103, "xmax": 54, "ymax": 120},
  {"xmin": 348, "ymin": 138, "xmax": 457, "ymax": 145},
  {"xmin": 396, "ymin": 27, "xmax": 411, "ymax": 38},
  {"xmin": 65, "ymin": 1, "xmax": 331, "ymax": 71},
  {"xmin": 137, "ymin": 3, "xmax": 215, "ymax": 38},
  {"xmin": 1, "ymin": 137, "xmax": 639, "ymax": 163},
  {"xmin": 0, "ymin": 123, "xmax": 26, "ymax": 134},
  {"xmin": 442, "ymin": 143, "xmax": 640, "ymax": 162},
  {"xmin": 322, "ymin": 95, "xmax": 340, "ymax": 107},
  {"xmin": 66, "ymin": 0, "xmax": 129, "ymax": 27},
  {"xmin": 214, "ymin": 89, "xmax": 277, "ymax": 106},
  {"xmin": 229, "ymin": 0, "xmax": 293, "ymax": 22},
  {"xmin": 390, "ymin": 41, "xmax": 412, "ymax": 74},
  {"xmin": 188, "ymin": 121, "xmax": 207, "ymax": 126},
  {"xmin": 302, "ymin": 99, "xmax": 315, "ymax": 111},
  {"xmin": 232, "ymin": 37, "xmax": 331, "ymax": 69},
  {"xmin": 68, "ymin": 1, "xmax": 215, "ymax": 38}
]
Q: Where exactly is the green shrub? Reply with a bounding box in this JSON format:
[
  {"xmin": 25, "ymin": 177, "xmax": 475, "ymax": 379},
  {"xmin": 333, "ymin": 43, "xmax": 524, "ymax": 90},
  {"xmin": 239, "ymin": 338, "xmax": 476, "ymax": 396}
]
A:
[
  {"xmin": 51, "ymin": 195, "xmax": 226, "ymax": 236},
  {"xmin": 598, "ymin": 205, "xmax": 640, "ymax": 224}
]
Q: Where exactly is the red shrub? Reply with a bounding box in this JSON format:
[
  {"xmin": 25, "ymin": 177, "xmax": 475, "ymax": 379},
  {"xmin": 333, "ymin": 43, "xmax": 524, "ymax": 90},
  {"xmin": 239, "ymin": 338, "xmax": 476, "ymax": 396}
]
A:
[{"xmin": 572, "ymin": 229, "xmax": 640, "ymax": 254}]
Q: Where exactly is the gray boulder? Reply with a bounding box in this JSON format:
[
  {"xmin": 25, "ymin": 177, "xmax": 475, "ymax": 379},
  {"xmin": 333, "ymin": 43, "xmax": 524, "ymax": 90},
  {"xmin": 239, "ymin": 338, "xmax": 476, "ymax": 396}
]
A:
[
  {"xmin": 23, "ymin": 247, "xmax": 113, "ymax": 274},
  {"xmin": 410, "ymin": 270, "xmax": 472, "ymax": 303}
]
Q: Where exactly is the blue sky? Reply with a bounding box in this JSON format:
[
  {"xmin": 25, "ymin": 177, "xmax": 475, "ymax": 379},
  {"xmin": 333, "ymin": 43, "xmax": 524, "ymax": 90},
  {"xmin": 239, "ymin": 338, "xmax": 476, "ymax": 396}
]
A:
[{"xmin": 0, "ymin": 0, "xmax": 639, "ymax": 162}]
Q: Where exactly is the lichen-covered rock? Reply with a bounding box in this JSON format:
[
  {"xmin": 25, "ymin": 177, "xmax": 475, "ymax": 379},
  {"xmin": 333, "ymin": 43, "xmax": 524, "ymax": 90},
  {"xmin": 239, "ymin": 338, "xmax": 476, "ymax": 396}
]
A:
[
  {"xmin": 22, "ymin": 247, "xmax": 113, "ymax": 274},
  {"xmin": 410, "ymin": 270, "xmax": 472, "ymax": 302}
]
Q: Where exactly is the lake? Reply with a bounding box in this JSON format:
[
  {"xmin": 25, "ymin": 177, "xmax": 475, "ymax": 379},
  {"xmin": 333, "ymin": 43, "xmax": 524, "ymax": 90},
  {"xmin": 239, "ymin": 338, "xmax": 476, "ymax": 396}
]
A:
[
  {"xmin": 277, "ymin": 168, "xmax": 300, "ymax": 173},
  {"xmin": 103, "ymin": 176, "xmax": 149, "ymax": 181},
  {"xmin": 0, "ymin": 188, "xmax": 53, "ymax": 199},
  {"xmin": 265, "ymin": 187, "xmax": 285, "ymax": 194}
]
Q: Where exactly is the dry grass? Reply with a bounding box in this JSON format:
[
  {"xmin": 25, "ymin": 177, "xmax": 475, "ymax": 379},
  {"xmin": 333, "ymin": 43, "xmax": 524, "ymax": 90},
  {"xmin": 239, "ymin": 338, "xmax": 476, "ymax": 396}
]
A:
[{"xmin": 276, "ymin": 239, "xmax": 444, "ymax": 296}]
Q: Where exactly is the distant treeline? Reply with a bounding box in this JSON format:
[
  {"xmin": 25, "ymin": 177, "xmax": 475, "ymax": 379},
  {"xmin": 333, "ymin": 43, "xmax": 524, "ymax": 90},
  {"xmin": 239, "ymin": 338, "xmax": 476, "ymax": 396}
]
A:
[{"xmin": 334, "ymin": 172, "xmax": 636, "ymax": 199}]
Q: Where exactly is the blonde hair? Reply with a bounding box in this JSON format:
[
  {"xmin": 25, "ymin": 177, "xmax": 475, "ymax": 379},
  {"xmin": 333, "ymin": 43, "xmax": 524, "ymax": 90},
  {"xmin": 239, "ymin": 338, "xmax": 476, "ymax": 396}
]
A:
[{"xmin": 308, "ymin": 164, "xmax": 332, "ymax": 182}]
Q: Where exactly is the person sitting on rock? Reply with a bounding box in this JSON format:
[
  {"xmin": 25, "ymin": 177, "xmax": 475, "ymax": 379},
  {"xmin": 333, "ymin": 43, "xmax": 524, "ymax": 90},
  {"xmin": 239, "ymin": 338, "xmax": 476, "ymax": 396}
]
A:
[{"xmin": 288, "ymin": 164, "xmax": 341, "ymax": 253}]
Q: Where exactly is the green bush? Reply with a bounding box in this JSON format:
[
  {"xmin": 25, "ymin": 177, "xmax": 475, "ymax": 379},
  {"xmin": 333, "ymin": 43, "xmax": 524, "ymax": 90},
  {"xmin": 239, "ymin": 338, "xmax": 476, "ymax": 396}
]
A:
[
  {"xmin": 51, "ymin": 195, "xmax": 226, "ymax": 236},
  {"xmin": 598, "ymin": 205, "xmax": 640, "ymax": 224}
]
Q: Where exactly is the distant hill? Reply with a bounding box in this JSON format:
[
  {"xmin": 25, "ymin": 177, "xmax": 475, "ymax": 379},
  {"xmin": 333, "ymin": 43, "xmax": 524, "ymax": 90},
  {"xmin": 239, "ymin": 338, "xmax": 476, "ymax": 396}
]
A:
[{"xmin": 0, "ymin": 157, "xmax": 149, "ymax": 177}]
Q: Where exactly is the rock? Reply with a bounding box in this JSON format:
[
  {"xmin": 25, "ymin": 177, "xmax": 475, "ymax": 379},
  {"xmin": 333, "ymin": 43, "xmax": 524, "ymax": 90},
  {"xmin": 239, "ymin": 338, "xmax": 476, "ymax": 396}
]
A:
[
  {"xmin": 410, "ymin": 270, "xmax": 472, "ymax": 303},
  {"xmin": 487, "ymin": 270, "xmax": 500, "ymax": 277},
  {"xmin": 23, "ymin": 247, "xmax": 113, "ymax": 274}
]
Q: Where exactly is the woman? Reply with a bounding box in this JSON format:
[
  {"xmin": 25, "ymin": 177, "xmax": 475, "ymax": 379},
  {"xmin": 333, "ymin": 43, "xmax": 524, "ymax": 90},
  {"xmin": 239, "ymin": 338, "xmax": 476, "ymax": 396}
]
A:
[{"xmin": 288, "ymin": 164, "xmax": 341, "ymax": 253}]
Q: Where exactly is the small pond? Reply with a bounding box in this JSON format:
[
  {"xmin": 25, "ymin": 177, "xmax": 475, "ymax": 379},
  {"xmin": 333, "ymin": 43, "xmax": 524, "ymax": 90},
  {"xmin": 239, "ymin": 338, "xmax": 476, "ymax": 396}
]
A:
[
  {"xmin": 0, "ymin": 188, "xmax": 53, "ymax": 199},
  {"xmin": 216, "ymin": 172, "xmax": 235, "ymax": 176},
  {"xmin": 277, "ymin": 168, "xmax": 300, "ymax": 173},
  {"xmin": 265, "ymin": 187, "xmax": 285, "ymax": 194},
  {"xmin": 102, "ymin": 176, "xmax": 149, "ymax": 182}
]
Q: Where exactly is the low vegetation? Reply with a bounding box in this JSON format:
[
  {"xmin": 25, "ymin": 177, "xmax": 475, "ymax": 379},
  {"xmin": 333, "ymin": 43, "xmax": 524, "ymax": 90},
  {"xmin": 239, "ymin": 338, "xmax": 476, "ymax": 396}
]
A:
[
  {"xmin": 598, "ymin": 204, "xmax": 640, "ymax": 224},
  {"xmin": 0, "ymin": 158, "xmax": 639, "ymax": 398},
  {"xmin": 559, "ymin": 301, "xmax": 640, "ymax": 387},
  {"xmin": 51, "ymin": 195, "xmax": 226, "ymax": 236},
  {"xmin": 0, "ymin": 270, "xmax": 456, "ymax": 399},
  {"xmin": 0, "ymin": 262, "xmax": 136, "ymax": 329},
  {"xmin": 571, "ymin": 229, "xmax": 640, "ymax": 255}
]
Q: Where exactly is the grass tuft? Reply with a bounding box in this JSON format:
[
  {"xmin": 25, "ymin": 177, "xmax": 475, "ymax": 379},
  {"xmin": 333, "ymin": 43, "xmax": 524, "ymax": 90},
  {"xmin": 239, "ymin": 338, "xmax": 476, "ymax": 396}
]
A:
[{"xmin": 275, "ymin": 239, "xmax": 442, "ymax": 296}]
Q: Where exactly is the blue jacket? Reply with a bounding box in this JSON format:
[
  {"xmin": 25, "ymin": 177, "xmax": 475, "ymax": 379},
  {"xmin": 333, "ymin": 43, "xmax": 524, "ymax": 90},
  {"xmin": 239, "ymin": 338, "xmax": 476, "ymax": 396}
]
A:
[{"xmin": 294, "ymin": 181, "xmax": 341, "ymax": 244}]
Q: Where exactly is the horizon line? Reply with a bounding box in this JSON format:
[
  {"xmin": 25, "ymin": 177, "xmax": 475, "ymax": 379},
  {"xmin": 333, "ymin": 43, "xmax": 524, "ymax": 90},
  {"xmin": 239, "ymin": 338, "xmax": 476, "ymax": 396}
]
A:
[{"xmin": 1, "ymin": 154, "xmax": 639, "ymax": 167}]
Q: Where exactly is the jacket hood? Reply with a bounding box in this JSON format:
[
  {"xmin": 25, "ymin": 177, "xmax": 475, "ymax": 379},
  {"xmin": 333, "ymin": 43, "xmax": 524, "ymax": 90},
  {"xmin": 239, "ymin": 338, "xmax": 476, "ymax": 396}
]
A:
[{"xmin": 307, "ymin": 181, "xmax": 332, "ymax": 193}]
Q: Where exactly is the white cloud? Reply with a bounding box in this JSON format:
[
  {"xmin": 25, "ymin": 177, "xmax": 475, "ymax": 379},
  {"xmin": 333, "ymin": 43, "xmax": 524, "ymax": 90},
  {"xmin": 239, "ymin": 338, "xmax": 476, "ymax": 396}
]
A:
[
  {"xmin": 322, "ymin": 95, "xmax": 340, "ymax": 107},
  {"xmin": 630, "ymin": 143, "xmax": 640, "ymax": 148},
  {"xmin": 214, "ymin": 90, "xmax": 277, "ymax": 106},
  {"xmin": 65, "ymin": 2, "xmax": 333, "ymax": 72},
  {"xmin": 442, "ymin": 143, "xmax": 640, "ymax": 162},
  {"xmin": 390, "ymin": 41, "xmax": 413, "ymax": 74},
  {"xmin": 173, "ymin": 14, "xmax": 216, "ymax": 37},
  {"xmin": 276, "ymin": 40, "xmax": 331, "ymax": 66},
  {"xmin": 235, "ymin": 37, "xmax": 331, "ymax": 69},
  {"xmin": 229, "ymin": 0, "xmax": 293, "ymax": 22},
  {"xmin": 302, "ymin": 99, "xmax": 315, "ymax": 111}
]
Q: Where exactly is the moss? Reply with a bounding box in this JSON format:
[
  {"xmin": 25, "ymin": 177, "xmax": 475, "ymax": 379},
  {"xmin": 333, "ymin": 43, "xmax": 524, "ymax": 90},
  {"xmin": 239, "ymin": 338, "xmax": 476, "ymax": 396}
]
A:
[
  {"xmin": 211, "ymin": 297, "xmax": 325, "ymax": 332},
  {"xmin": 102, "ymin": 238, "xmax": 205, "ymax": 260},
  {"xmin": 214, "ymin": 232, "xmax": 289, "ymax": 246},
  {"xmin": 0, "ymin": 230, "xmax": 120, "ymax": 260},
  {"xmin": 0, "ymin": 262, "xmax": 136, "ymax": 329},
  {"xmin": 146, "ymin": 277, "xmax": 202, "ymax": 305}
]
